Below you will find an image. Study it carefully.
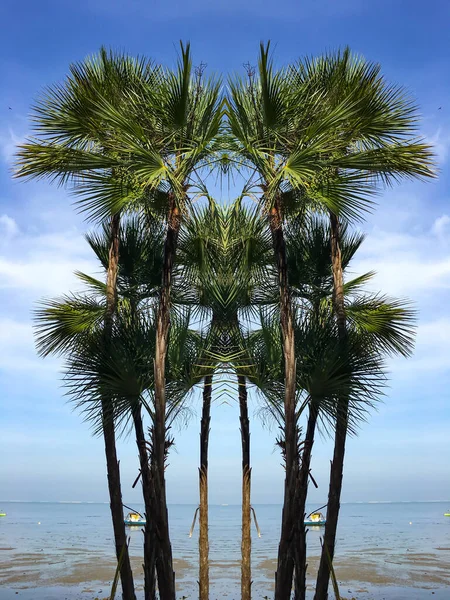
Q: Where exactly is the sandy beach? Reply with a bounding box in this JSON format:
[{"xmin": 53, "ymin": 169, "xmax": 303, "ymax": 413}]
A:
[{"xmin": 1, "ymin": 548, "xmax": 450, "ymax": 599}]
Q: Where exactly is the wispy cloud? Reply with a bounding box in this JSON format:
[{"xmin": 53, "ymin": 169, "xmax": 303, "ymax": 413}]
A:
[
  {"xmin": 0, "ymin": 201, "xmax": 96, "ymax": 375},
  {"xmin": 0, "ymin": 317, "xmax": 54, "ymax": 372},
  {"xmin": 354, "ymin": 231, "xmax": 450, "ymax": 297},
  {"xmin": 425, "ymin": 127, "xmax": 450, "ymax": 165},
  {"xmin": 0, "ymin": 127, "xmax": 25, "ymax": 165},
  {"xmin": 348, "ymin": 183, "xmax": 450, "ymax": 378},
  {"xmin": 431, "ymin": 213, "xmax": 450, "ymax": 239},
  {"xmin": 0, "ymin": 244, "xmax": 95, "ymax": 296},
  {"xmin": 385, "ymin": 316, "xmax": 450, "ymax": 375},
  {"xmin": 0, "ymin": 214, "xmax": 19, "ymax": 238},
  {"xmin": 0, "ymin": 222, "xmax": 96, "ymax": 296}
]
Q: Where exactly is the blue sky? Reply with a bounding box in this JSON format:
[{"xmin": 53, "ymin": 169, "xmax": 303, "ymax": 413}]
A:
[{"xmin": 1, "ymin": 0, "xmax": 450, "ymax": 505}]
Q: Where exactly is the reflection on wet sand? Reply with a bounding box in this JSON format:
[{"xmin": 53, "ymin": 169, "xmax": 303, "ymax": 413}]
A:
[
  {"xmin": 2, "ymin": 548, "xmax": 450, "ymax": 597},
  {"xmin": 258, "ymin": 550, "xmax": 450, "ymax": 588}
]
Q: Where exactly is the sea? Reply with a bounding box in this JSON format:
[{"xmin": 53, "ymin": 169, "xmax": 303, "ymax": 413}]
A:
[{"xmin": 1, "ymin": 502, "xmax": 450, "ymax": 599}]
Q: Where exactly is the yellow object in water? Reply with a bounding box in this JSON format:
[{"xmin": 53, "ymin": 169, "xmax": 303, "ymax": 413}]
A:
[{"xmin": 124, "ymin": 511, "xmax": 146, "ymax": 526}]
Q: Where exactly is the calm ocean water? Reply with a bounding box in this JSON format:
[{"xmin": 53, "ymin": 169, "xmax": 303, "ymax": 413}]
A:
[{"xmin": 1, "ymin": 501, "xmax": 450, "ymax": 598}]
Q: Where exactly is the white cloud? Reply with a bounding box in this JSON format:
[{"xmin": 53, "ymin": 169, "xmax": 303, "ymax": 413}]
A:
[
  {"xmin": 0, "ymin": 211, "xmax": 97, "ymax": 374},
  {"xmin": 0, "ymin": 228, "xmax": 97, "ymax": 296},
  {"xmin": 0, "ymin": 127, "xmax": 24, "ymax": 164},
  {"xmin": 0, "ymin": 177, "xmax": 101, "ymax": 381},
  {"xmin": 432, "ymin": 213, "xmax": 450, "ymax": 238},
  {"xmin": 352, "ymin": 202, "xmax": 450, "ymax": 298},
  {"xmin": 0, "ymin": 317, "xmax": 32, "ymax": 344},
  {"xmin": 403, "ymin": 317, "xmax": 450, "ymax": 373},
  {"xmin": 348, "ymin": 188, "xmax": 450, "ymax": 377},
  {"xmin": 353, "ymin": 236, "xmax": 450, "ymax": 296},
  {"xmin": 0, "ymin": 214, "xmax": 19, "ymax": 237},
  {"xmin": 425, "ymin": 127, "xmax": 450, "ymax": 165},
  {"xmin": 417, "ymin": 317, "xmax": 450, "ymax": 346},
  {"xmin": 0, "ymin": 317, "xmax": 58, "ymax": 372}
]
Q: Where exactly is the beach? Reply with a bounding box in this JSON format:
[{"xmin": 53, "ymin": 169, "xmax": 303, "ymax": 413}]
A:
[
  {"xmin": 1, "ymin": 502, "xmax": 449, "ymax": 599},
  {"xmin": 1, "ymin": 552, "xmax": 450, "ymax": 599}
]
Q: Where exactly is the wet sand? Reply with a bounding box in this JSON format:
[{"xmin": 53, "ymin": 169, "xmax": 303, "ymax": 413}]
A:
[
  {"xmin": 258, "ymin": 550, "xmax": 450, "ymax": 588},
  {"xmin": 1, "ymin": 548, "xmax": 450, "ymax": 599},
  {"xmin": 0, "ymin": 554, "xmax": 191, "ymax": 587}
]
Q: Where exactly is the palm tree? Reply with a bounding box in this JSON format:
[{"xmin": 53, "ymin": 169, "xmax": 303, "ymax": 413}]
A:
[
  {"xmin": 227, "ymin": 45, "xmax": 351, "ymax": 598},
  {"xmin": 140, "ymin": 49, "xmax": 221, "ymax": 600},
  {"xmin": 18, "ymin": 50, "xmax": 166, "ymax": 600},
  {"xmin": 284, "ymin": 216, "xmax": 417, "ymax": 599},
  {"xmin": 58, "ymin": 306, "xmax": 202, "ymax": 600},
  {"xmin": 228, "ymin": 44, "xmax": 434, "ymax": 600},
  {"xmin": 34, "ymin": 215, "xmax": 204, "ymax": 600},
  {"xmin": 225, "ymin": 201, "xmax": 276, "ymax": 600},
  {"xmin": 82, "ymin": 215, "xmax": 163, "ymax": 600},
  {"xmin": 173, "ymin": 202, "xmax": 222, "ymax": 600},
  {"xmin": 283, "ymin": 50, "xmax": 434, "ymax": 600},
  {"xmin": 175, "ymin": 199, "xmax": 274, "ymax": 600},
  {"xmin": 235, "ymin": 212, "xmax": 417, "ymax": 600},
  {"xmin": 17, "ymin": 44, "xmax": 222, "ymax": 600},
  {"xmin": 241, "ymin": 272, "xmax": 415, "ymax": 600}
]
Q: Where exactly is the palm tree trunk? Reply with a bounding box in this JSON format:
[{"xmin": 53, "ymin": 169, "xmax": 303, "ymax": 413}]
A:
[
  {"xmin": 293, "ymin": 403, "xmax": 318, "ymax": 600},
  {"xmin": 103, "ymin": 413, "xmax": 136, "ymax": 600},
  {"xmin": 132, "ymin": 404, "xmax": 157, "ymax": 600},
  {"xmin": 199, "ymin": 374, "xmax": 212, "ymax": 600},
  {"xmin": 270, "ymin": 203, "xmax": 298, "ymax": 600},
  {"xmin": 314, "ymin": 212, "xmax": 348, "ymax": 600},
  {"xmin": 152, "ymin": 199, "xmax": 180, "ymax": 600},
  {"xmin": 103, "ymin": 212, "xmax": 136, "ymax": 600},
  {"xmin": 238, "ymin": 375, "xmax": 251, "ymax": 600}
]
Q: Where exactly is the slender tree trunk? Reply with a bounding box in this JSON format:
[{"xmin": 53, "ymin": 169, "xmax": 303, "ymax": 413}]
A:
[
  {"xmin": 132, "ymin": 404, "xmax": 157, "ymax": 600},
  {"xmin": 199, "ymin": 374, "xmax": 213, "ymax": 600},
  {"xmin": 293, "ymin": 403, "xmax": 319, "ymax": 600},
  {"xmin": 152, "ymin": 198, "xmax": 180, "ymax": 600},
  {"xmin": 270, "ymin": 202, "xmax": 298, "ymax": 600},
  {"xmin": 103, "ymin": 414, "xmax": 136, "ymax": 600},
  {"xmin": 238, "ymin": 375, "xmax": 252, "ymax": 600},
  {"xmin": 314, "ymin": 212, "xmax": 348, "ymax": 600},
  {"xmin": 103, "ymin": 213, "xmax": 136, "ymax": 600}
]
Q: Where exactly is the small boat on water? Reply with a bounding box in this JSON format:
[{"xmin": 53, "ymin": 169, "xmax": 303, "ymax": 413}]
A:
[
  {"xmin": 444, "ymin": 512, "xmax": 450, "ymax": 517},
  {"xmin": 124, "ymin": 512, "xmax": 146, "ymax": 527},
  {"xmin": 304, "ymin": 512, "xmax": 326, "ymax": 526},
  {"xmin": 0, "ymin": 512, "xmax": 6, "ymax": 517}
]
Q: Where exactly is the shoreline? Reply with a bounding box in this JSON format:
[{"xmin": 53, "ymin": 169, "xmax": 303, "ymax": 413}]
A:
[
  {"xmin": 2, "ymin": 550, "xmax": 450, "ymax": 599},
  {"xmin": 1, "ymin": 584, "xmax": 449, "ymax": 600}
]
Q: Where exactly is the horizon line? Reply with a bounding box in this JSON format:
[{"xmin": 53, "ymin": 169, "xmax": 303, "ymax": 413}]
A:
[{"xmin": 1, "ymin": 500, "xmax": 449, "ymax": 505}]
